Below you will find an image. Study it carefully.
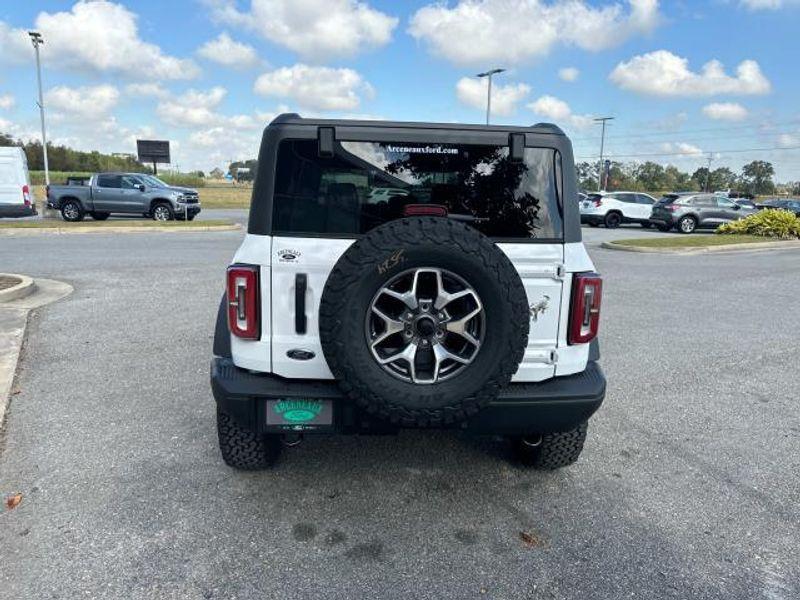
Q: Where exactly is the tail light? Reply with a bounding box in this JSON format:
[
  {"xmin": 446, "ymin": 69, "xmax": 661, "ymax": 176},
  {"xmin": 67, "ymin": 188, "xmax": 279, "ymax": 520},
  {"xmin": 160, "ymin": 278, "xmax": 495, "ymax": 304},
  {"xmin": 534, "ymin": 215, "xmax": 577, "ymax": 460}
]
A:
[
  {"xmin": 226, "ymin": 264, "xmax": 260, "ymax": 339},
  {"xmin": 593, "ymin": 198, "xmax": 602, "ymax": 207},
  {"xmin": 568, "ymin": 272, "xmax": 602, "ymax": 345},
  {"xmin": 403, "ymin": 204, "xmax": 448, "ymax": 217},
  {"xmin": 22, "ymin": 185, "xmax": 31, "ymax": 207},
  {"xmin": 665, "ymin": 204, "xmax": 679, "ymax": 212}
]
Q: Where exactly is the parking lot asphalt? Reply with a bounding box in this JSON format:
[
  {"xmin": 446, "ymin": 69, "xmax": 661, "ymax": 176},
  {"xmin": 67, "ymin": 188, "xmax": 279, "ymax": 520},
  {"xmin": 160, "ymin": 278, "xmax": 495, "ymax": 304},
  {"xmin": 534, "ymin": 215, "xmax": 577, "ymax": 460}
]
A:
[{"xmin": 1, "ymin": 228, "xmax": 798, "ymax": 600}]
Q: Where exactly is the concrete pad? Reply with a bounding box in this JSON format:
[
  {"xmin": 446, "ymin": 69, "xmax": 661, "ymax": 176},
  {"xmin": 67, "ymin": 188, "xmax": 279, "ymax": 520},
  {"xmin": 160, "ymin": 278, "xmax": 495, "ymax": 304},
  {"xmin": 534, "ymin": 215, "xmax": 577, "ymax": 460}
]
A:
[
  {"xmin": 0, "ymin": 278, "xmax": 73, "ymax": 427},
  {"xmin": 0, "ymin": 274, "xmax": 35, "ymax": 303}
]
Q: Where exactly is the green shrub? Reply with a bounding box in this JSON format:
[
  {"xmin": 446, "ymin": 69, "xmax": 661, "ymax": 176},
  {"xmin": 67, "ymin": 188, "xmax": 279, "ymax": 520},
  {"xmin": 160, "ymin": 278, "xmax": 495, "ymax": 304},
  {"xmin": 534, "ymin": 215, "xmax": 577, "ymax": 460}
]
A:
[{"xmin": 717, "ymin": 209, "xmax": 800, "ymax": 239}]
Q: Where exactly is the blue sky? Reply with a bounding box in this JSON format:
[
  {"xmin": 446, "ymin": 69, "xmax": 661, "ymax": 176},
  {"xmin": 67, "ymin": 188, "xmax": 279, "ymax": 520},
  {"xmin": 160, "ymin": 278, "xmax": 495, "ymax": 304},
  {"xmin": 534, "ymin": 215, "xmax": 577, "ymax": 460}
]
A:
[{"xmin": 1, "ymin": 0, "xmax": 799, "ymax": 180}]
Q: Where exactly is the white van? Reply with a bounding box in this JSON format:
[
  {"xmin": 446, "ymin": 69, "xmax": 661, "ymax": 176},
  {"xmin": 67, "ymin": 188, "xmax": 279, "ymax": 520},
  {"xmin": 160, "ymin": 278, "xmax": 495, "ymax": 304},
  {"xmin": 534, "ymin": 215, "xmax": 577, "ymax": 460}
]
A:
[{"xmin": 0, "ymin": 146, "xmax": 37, "ymax": 218}]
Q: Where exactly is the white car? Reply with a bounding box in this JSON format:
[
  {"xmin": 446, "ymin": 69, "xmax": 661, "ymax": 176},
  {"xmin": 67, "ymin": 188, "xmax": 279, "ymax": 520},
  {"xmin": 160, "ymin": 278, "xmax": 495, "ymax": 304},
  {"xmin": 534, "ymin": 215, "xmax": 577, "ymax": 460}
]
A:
[
  {"xmin": 580, "ymin": 191, "xmax": 657, "ymax": 229},
  {"xmin": 210, "ymin": 115, "xmax": 606, "ymax": 472},
  {"xmin": 0, "ymin": 146, "xmax": 37, "ymax": 218}
]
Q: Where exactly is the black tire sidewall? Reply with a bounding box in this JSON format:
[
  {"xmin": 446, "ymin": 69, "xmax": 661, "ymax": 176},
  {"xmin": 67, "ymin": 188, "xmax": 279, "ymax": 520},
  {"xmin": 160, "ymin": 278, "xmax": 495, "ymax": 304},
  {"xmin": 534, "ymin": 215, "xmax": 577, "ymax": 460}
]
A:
[
  {"xmin": 153, "ymin": 202, "xmax": 173, "ymax": 221},
  {"xmin": 604, "ymin": 212, "xmax": 621, "ymax": 228},
  {"xmin": 61, "ymin": 201, "xmax": 83, "ymax": 222}
]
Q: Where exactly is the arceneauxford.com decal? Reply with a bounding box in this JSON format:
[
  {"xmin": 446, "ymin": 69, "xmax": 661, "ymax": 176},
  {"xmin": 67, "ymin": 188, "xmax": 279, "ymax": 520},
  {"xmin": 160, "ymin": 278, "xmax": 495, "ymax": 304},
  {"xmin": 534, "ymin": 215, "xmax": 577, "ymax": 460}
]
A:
[{"xmin": 385, "ymin": 145, "xmax": 459, "ymax": 155}]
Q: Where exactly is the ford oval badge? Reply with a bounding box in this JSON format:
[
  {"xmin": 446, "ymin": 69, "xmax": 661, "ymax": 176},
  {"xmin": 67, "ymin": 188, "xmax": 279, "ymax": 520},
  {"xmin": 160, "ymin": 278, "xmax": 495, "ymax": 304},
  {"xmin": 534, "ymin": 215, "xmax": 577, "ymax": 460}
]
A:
[{"xmin": 287, "ymin": 349, "xmax": 315, "ymax": 361}]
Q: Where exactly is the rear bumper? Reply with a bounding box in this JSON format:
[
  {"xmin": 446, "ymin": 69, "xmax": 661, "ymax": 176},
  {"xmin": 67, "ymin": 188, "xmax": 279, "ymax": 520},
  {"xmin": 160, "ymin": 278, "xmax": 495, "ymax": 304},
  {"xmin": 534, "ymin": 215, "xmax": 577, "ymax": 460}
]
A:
[
  {"xmin": 0, "ymin": 204, "xmax": 37, "ymax": 218},
  {"xmin": 210, "ymin": 357, "xmax": 606, "ymax": 436}
]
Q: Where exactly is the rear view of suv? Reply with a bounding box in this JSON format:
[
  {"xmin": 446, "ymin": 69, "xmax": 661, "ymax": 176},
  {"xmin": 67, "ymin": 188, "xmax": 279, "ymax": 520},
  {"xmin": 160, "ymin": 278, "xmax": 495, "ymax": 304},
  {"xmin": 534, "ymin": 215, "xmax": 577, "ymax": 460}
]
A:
[
  {"xmin": 211, "ymin": 115, "xmax": 606, "ymax": 471},
  {"xmin": 650, "ymin": 193, "xmax": 756, "ymax": 233},
  {"xmin": 580, "ymin": 191, "xmax": 657, "ymax": 228}
]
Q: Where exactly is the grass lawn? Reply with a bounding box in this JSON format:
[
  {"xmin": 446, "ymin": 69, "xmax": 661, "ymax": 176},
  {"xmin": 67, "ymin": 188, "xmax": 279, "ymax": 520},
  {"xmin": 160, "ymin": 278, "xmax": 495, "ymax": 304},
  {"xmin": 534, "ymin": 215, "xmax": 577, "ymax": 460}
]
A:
[
  {"xmin": 611, "ymin": 235, "xmax": 789, "ymax": 248},
  {"xmin": 0, "ymin": 219, "xmax": 235, "ymax": 229},
  {"xmin": 32, "ymin": 184, "xmax": 252, "ymax": 210}
]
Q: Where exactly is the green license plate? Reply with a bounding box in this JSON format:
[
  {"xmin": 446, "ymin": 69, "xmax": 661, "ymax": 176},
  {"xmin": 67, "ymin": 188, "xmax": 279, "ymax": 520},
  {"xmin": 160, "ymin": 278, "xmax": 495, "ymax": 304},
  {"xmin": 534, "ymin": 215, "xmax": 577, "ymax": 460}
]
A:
[{"xmin": 266, "ymin": 399, "xmax": 333, "ymax": 430}]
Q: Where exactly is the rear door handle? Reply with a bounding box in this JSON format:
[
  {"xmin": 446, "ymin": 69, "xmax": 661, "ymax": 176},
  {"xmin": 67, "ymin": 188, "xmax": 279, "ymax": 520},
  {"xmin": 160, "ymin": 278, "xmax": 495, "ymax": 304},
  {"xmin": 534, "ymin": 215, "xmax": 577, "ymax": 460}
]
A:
[{"xmin": 295, "ymin": 274, "xmax": 307, "ymax": 334}]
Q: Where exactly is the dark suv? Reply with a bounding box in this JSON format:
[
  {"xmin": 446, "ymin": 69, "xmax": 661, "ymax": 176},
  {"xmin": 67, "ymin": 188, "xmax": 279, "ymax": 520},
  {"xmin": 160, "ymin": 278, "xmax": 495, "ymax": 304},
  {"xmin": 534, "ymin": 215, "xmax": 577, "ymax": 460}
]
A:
[{"xmin": 650, "ymin": 193, "xmax": 756, "ymax": 233}]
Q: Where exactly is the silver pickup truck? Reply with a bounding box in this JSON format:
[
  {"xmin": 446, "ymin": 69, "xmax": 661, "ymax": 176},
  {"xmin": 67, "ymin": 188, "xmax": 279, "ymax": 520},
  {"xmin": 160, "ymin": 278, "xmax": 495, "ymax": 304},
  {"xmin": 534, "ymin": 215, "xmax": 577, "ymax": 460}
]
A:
[{"xmin": 46, "ymin": 172, "xmax": 201, "ymax": 222}]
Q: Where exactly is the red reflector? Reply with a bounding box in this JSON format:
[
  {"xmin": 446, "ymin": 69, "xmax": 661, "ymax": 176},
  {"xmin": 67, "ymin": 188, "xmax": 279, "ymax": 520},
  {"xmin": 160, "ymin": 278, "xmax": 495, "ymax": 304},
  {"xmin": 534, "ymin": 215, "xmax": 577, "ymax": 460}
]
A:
[
  {"xmin": 568, "ymin": 272, "xmax": 602, "ymax": 345},
  {"xmin": 226, "ymin": 265, "xmax": 260, "ymax": 339},
  {"xmin": 22, "ymin": 185, "xmax": 31, "ymax": 207},
  {"xmin": 403, "ymin": 204, "xmax": 448, "ymax": 217}
]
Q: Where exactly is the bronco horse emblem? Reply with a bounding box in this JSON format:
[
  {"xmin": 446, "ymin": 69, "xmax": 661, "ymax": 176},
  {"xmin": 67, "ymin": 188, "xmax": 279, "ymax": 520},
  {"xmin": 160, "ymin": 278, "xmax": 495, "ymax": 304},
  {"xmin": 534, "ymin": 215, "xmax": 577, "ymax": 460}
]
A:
[{"xmin": 529, "ymin": 295, "xmax": 550, "ymax": 322}]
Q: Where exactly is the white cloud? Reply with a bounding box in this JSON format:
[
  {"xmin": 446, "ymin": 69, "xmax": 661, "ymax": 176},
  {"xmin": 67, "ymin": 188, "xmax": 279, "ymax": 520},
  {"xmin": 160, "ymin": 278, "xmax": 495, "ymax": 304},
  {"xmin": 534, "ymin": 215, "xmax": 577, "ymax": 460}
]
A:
[
  {"xmin": 777, "ymin": 133, "xmax": 799, "ymax": 148},
  {"xmin": 156, "ymin": 87, "xmax": 264, "ymax": 133},
  {"xmin": 125, "ymin": 83, "xmax": 170, "ymax": 99},
  {"xmin": 558, "ymin": 67, "xmax": 579, "ymax": 82},
  {"xmin": 0, "ymin": 2, "xmax": 199, "ymax": 80},
  {"xmin": 197, "ymin": 32, "xmax": 260, "ymax": 69},
  {"xmin": 0, "ymin": 94, "xmax": 14, "ymax": 110},
  {"xmin": 209, "ymin": 0, "xmax": 397, "ymax": 60},
  {"xmin": 660, "ymin": 142, "xmax": 704, "ymax": 156},
  {"xmin": 254, "ymin": 64, "xmax": 373, "ymax": 111},
  {"xmin": 45, "ymin": 85, "xmax": 120, "ymax": 118},
  {"xmin": 455, "ymin": 78, "xmax": 530, "ymax": 116},
  {"xmin": 157, "ymin": 87, "xmax": 228, "ymax": 127},
  {"xmin": 610, "ymin": 50, "xmax": 771, "ymax": 96},
  {"xmin": 408, "ymin": 0, "xmax": 661, "ymax": 66},
  {"xmin": 740, "ymin": 0, "xmax": 796, "ymax": 9},
  {"xmin": 527, "ymin": 95, "xmax": 594, "ymax": 129},
  {"xmin": 702, "ymin": 102, "xmax": 748, "ymax": 121}
]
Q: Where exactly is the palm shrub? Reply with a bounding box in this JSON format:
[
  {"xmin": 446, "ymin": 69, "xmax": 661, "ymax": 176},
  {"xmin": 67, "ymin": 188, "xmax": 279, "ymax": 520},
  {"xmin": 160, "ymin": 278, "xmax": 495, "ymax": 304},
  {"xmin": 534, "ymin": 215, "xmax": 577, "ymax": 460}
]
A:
[{"xmin": 717, "ymin": 209, "xmax": 800, "ymax": 239}]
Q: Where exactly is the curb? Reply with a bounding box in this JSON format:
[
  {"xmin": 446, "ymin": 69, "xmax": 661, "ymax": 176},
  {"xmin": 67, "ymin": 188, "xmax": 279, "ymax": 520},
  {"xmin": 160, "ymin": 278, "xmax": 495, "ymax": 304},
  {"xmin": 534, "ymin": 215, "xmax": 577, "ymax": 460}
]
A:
[
  {"xmin": 0, "ymin": 223, "xmax": 241, "ymax": 236},
  {"xmin": 0, "ymin": 278, "xmax": 73, "ymax": 429},
  {"xmin": 601, "ymin": 240, "xmax": 800, "ymax": 255},
  {"xmin": 0, "ymin": 274, "xmax": 35, "ymax": 303}
]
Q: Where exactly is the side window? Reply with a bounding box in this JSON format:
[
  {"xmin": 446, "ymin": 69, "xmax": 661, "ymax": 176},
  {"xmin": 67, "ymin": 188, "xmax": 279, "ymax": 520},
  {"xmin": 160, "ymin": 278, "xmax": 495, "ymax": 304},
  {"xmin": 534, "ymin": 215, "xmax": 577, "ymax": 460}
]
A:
[
  {"xmin": 121, "ymin": 176, "xmax": 141, "ymax": 189},
  {"xmin": 612, "ymin": 193, "xmax": 633, "ymax": 203},
  {"xmin": 692, "ymin": 196, "xmax": 712, "ymax": 207},
  {"xmin": 96, "ymin": 175, "xmax": 121, "ymax": 189},
  {"xmin": 636, "ymin": 194, "xmax": 655, "ymax": 205},
  {"xmin": 716, "ymin": 197, "xmax": 735, "ymax": 208}
]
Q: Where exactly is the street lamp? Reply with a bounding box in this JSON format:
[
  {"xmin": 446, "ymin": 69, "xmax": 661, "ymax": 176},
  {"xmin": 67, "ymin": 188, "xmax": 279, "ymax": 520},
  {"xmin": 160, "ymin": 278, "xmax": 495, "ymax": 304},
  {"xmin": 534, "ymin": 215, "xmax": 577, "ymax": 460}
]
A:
[
  {"xmin": 28, "ymin": 31, "xmax": 50, "ymax": 188},
  {"xmin": 476, "ymin": 68, "xmax": 506, "ymax": 125},
  {"xmin": 594, "ymin": 116, "xmax": 614, "ymax": 191}
]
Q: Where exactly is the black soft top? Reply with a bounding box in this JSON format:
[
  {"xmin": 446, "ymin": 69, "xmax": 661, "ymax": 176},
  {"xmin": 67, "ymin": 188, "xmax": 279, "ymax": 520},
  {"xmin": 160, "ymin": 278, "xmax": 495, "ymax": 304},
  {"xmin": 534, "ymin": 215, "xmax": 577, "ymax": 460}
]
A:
[{"xmin": 248, "ymin": 114, "xmax": 581, "ymax": 243}]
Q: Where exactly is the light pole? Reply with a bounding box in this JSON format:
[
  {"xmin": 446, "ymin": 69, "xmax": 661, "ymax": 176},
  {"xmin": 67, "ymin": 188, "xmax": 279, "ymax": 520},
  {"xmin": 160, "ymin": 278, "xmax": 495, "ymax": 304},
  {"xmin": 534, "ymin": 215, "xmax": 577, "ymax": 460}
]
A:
[
  {"xmin": 476, "ymin": 68, "xmax": 505, "ymax": 125},
  {"xmin": 704, "ymin": 153, "xmax": 713, "ymax": 192},
  {"xmin": 594, "ymin": 116, "xmax": 614, "ymax": 191},
  {"xmin": 28, "ymin": 31, "xmax": 50, "ymax": 189}
]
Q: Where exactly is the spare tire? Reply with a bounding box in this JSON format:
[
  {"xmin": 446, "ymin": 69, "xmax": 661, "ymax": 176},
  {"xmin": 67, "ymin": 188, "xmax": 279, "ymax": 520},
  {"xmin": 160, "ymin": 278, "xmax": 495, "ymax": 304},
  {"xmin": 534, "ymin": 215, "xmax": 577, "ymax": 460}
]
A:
[{"xmin": 319, "ymin": 217, "xmax": 529, "ymax": 427}]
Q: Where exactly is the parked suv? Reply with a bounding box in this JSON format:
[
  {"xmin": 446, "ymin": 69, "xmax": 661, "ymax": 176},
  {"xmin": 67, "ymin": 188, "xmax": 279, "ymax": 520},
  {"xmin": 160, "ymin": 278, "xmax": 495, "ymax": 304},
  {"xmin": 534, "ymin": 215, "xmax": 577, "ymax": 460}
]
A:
[
  {"xmin": 650, "ymin": 193, "xmax": 756, "ymax": 233},
  {"xmin": 46, "ymin": 173, "xmax": 200, "ymax": 221},
  {"xmin": 211, "ymin": 115, "xmax": 606, "ymax": 471},
  {"xmin": 580, "ymin": 191, "xmax": 657, "ymax": 228}
]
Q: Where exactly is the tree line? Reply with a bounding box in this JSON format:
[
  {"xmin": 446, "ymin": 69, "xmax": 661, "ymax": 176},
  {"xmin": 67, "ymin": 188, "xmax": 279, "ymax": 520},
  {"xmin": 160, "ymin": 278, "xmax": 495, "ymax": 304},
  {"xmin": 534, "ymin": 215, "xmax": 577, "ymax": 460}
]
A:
[
  {"xmin": 579, "ymin": 159, "xmax": 799, "ymax": 196},
  {"xmin": 0, "ymin": 133, "xmax": 152, "ymax": 174}
]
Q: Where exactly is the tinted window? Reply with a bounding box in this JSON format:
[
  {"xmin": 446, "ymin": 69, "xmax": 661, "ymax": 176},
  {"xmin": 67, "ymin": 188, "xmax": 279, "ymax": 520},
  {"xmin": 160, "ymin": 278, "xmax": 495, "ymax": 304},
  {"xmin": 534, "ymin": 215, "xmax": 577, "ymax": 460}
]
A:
[
  {"xmin": 636, "ymin": 194, "xmax": 655, "ymax": 205},
  {"xmin": 121, "ymin": 175, "xmax": 141, "ymax": 189},
  {"xmin": 272, "ymin": 139, "xmax": 563, "ymax": 239},
  {"xmin": 96, "ymin": 175, "xmax": 121, "ymax": 189}
]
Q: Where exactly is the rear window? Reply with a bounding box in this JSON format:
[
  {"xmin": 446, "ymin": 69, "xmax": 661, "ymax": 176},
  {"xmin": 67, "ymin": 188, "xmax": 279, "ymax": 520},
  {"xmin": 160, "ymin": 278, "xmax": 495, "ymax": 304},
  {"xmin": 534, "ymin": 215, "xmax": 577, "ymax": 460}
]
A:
[{"xmin": 272, "ymin": 139, "xmax": 563, "ymax": 240}]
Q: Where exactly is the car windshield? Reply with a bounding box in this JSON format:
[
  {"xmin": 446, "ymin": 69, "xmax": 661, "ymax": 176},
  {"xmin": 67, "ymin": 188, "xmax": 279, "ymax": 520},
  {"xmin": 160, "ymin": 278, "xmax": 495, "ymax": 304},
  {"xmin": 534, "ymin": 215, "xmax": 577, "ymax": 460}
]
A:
[{"xmin": 141, "ymin": 175, "xmax": 168, "ymax": 187}]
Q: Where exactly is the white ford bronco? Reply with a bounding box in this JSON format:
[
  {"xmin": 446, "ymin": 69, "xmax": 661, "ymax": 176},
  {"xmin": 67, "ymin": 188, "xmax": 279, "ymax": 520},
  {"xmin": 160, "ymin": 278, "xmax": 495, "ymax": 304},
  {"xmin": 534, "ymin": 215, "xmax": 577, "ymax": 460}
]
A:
[{"xmin": 211, "ymin": 115, "xmax": 605, "ymax": 470}]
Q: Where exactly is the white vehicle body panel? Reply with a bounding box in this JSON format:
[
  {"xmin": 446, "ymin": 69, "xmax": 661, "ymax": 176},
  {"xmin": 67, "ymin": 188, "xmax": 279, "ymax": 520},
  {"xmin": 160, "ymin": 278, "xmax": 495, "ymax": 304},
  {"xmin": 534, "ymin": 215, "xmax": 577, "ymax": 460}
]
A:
[
  {"xmin": 230, "ymin": 236, "xmax": 597, "ymax": 383},
  {"xmin": 0, "ymin": 146, "xmax": 33, "ymax": 208},
  {"xmin": 580, "ymin": 191, "xmax": 655, "ymax": 222}
]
